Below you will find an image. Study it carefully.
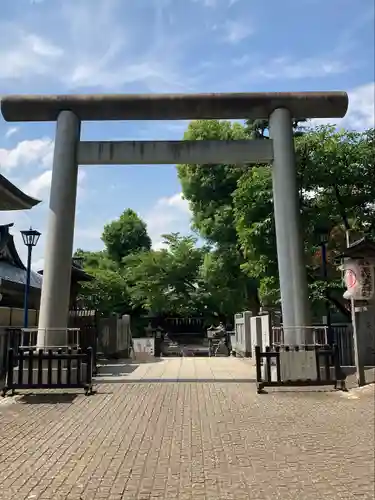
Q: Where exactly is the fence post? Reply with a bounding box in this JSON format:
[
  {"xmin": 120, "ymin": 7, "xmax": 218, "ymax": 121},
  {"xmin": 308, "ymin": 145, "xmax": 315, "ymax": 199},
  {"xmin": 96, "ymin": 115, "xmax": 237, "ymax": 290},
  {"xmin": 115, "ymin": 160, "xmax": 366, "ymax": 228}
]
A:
[
  {"xmin": 275, "ymin": 346, "xmax": 281, "ymax": 382},
  {"xmin": 37, "ymin": 349, "xmax": 43, "ymax": 386},
  {"xmin": 67, "ymin": 348, "xmax": 72, "ymax": 386},
  {"xmin": 85, "ymin": 347, "xmax": 93, "ymax": 395},
  {"xmin": 265, "ymin": 346, "xmax": 272, "ymax": 382},
  {"xmin": 18, "ymin": 349, "xmax": 24, "ymax": 386},
  {"xmin": 333, "ymin": 344, "xmax": 347, "ymax": 391},
  {"xmin": 255, "ymin": 346, "xmax": 264, "ymax": 393},
  {"xmin": 27, "ymin": 349, "xmax": 33, "ymax": 386},
  {"xmin": 77, "ymin": 348, "xmax": 82, "ymax": 385},
  {"xmin": 57, "ymin": 349, "xmax": 62, "ymax": 385},
  {"xmin": 315, "ymin": 345, "xmax": 321, "ymax": 383},
  {"xmin": 1, "ymin": 348, "xmax": 15, "ymax": 396}
]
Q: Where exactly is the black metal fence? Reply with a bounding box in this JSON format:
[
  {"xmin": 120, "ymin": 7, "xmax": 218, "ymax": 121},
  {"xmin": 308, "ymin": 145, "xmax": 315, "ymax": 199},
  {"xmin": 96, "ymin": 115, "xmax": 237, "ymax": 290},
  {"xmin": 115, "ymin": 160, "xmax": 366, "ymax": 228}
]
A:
[
  {"xmin": 0, "ymin": 327, "xmax": 22, "ymax": 380},
  {"xmin": 69, "ymin": 310, "xmax": 99, "ymax": 375},
  {"xmin": 255, "ymin": 344, "xmax": 346, "ymax": 394},
  {"xmin": 271, "ymin": 323, "xmax": 355, "ymax": 366},
  {"xmin": 0, "ymin": 311, "xmax": 98, "ymax": 380},
  {"xmin": 1, "ymin": 347, "xmax": 94, "ymax": 397}
]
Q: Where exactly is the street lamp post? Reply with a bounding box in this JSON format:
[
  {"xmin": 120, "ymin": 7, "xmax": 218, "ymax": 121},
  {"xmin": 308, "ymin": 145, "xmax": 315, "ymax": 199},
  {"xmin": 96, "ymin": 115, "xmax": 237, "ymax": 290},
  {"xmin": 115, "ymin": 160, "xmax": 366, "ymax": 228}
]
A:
[{"xmin": 21, "ymin": 227, "xmax": 41, "ymax": 328}]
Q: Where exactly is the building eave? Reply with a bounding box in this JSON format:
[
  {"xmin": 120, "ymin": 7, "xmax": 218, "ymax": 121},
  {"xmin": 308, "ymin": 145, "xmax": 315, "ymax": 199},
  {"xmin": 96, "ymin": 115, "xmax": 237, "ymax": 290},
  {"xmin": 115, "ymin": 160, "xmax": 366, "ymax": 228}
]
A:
[{"xmin": 0, "ymin": 174, "xmax": 41, "ymax": 210}]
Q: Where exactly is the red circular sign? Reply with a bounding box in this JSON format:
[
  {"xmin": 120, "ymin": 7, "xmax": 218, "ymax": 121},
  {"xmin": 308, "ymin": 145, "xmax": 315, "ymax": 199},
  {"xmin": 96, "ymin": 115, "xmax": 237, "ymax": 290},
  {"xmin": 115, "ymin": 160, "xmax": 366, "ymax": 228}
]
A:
[{"xmin": 345, "ymin": 269, "xmax": 357, "ymax": 289}]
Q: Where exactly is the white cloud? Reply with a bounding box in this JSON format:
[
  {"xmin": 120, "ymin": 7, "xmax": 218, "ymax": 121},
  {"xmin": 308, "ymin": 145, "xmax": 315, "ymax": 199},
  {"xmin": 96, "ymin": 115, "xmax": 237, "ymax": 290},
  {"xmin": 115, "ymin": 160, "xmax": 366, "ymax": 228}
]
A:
[
  {"xmin": 0, "ymin": 1, "xmax": 191, "ymax": 93},
  {"xmin": 4, "ymin": 127, "xmax": 19, "ymax": 139},
  {"xmin": 247, "ymin": 56, "xmax": 348, "ymax": 80},
  {"xmin": 145, "ymin": 192, "xmax": 192, "ymax": 249},
  {"xmin": 22, "ymin": 170, "xmax": 52, "ymax": 199},
  {"xmin": 0, "ymin": 28, "xmax": 63, "ymax": 80},
  {"xmin": 342, "ymin": 82, "xmax": 375, "ymax": 130},
  {"xmin": 0, "ymin": 138, "xmax": 54, "ymax": 172},
  {"xmin": 23, "ymin": 169, "xmax": 87, "ymax": 200},
  {"xmin": 222, "ymin": 20, "xmax": 254, "ymax": 44},
  {"xmin": 75, "ymin": 227, "xmax": 102, "ymax": 240},
  {"xmin": 192, "ymin": 0, "xmax": 239, "ymax": 6},
  {"xmin": 310, "ymin": 82, "xmax": 375, "ymax": 130},
  {"xmin": 67, "ymin": 60, "xmax": 187, "ymax": 92},
  {"xmin": 157, "ymin": 192, "xmax": 191, "ymax": 214},
  {"xmin": 192, "ymin": 0, "xmax": 219, "ymax": 6}
]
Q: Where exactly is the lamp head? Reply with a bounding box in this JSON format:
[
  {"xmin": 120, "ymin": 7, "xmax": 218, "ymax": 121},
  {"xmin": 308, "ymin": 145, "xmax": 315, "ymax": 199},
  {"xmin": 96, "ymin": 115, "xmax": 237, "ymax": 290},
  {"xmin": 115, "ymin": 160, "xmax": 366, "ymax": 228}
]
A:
[{"xmin": 21, "ymin": 227, "xmax": 41, "ymax": 247}]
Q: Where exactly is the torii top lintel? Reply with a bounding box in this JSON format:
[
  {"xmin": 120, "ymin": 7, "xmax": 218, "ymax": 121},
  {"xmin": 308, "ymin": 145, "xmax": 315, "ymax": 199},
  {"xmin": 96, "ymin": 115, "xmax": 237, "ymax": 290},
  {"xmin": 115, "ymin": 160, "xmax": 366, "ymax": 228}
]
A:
[{"xmin": 1, "ymin": 91, "xmax": 348, "ymax": 122}]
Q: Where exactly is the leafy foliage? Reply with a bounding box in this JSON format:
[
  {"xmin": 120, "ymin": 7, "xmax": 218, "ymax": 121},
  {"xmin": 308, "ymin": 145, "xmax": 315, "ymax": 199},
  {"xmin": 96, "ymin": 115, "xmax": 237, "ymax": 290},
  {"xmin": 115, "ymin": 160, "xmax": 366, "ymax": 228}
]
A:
[
  {"xmin": 178, "ymin": 119, "xmax": 375, "ymax": 312},
  {"xmin": 74, "ymin": 249, "xmax": 131, "ymax": 315},
  {"xmin": 75, "ymin": 123, "xmax": 374, "ymax": 322},
  {"xmin": 177, "ymin": 120, "xmax": 248, "ymax": 245},
  {"xmin": 101, "ymin": 209, "xmax": 152, "ymax": 264},
  {"xmin": 124, "ymin": 234, "xmax": 207, "ymax": 316},
  {"xmin": 234, "ymin": 126, "xmax": 375, "ymax": 304},
  {"xmin": 73, "ymin": 208, "xmax": 152, "ymax": 316}
]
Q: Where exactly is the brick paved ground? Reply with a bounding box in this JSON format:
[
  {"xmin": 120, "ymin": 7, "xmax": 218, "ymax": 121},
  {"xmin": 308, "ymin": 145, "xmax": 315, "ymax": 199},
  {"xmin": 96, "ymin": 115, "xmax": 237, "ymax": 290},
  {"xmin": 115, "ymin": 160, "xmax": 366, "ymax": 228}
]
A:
[{"xmin": 0, "ymin": 358, "xmax": 374, "ymax": 500}]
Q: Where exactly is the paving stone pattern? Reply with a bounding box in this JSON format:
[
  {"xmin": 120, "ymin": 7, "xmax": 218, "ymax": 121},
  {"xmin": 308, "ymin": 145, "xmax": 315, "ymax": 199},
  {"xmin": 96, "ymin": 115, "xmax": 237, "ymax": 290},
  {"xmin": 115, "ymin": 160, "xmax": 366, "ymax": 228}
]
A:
[{"xmin": 0, "ymin": 359, "xmax": 374, "ymax": 500}]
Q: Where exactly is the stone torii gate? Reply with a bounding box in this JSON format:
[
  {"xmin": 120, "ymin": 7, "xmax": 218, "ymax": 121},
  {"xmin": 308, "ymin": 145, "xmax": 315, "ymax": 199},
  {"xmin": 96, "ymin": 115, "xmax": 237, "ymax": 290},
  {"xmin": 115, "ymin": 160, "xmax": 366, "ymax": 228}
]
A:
[{"xmin": 1, "ymin": 92, "xmax": 348, "ymax": 347}]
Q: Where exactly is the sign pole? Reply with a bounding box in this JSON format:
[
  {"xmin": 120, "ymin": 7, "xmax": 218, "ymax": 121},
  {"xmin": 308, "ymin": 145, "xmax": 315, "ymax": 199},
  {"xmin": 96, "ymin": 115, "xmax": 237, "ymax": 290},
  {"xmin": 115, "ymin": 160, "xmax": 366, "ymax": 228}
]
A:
[{"xmin": 345, "ymin": 230, "xmax": 366, "ymax": 386}]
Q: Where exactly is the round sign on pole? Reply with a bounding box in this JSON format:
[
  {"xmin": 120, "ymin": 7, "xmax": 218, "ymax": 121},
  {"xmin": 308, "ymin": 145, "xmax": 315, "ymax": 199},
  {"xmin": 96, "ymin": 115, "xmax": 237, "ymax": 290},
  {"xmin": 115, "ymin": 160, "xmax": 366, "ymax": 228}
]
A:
[{"xmin": 345, "ymin": 269, "xmax": 357, "ymax": 289}]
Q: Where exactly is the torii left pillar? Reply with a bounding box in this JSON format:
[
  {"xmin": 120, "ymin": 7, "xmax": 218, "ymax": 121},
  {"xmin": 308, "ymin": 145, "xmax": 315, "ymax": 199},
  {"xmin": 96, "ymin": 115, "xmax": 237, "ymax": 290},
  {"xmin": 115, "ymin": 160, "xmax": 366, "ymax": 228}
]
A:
[{"xmin": 37, "ymin": 111, "xmax": 81, "ymax": 347}]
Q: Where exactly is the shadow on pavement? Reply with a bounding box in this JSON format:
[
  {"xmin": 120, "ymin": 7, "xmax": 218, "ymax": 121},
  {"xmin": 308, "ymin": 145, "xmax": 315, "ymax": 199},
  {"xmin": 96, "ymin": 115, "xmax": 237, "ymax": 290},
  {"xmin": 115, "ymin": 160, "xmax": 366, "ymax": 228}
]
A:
[
  {"xmin": 94, "ymin": 377, "xmax": 257, "ymax": 384},
  {"xmin": 18, "ymin": 393, "xmax": 78, "ymax": 405},
  {"xmin": 97, "ymin": 363, "xmax": 140, "ymax": 376}
]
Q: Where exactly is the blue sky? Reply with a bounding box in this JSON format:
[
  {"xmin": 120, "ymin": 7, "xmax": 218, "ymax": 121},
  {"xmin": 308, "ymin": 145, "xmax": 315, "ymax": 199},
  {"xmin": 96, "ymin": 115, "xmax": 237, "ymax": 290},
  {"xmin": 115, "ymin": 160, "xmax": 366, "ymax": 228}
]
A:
[{"xmin": 0, "ymin": 0, "xmax": 374, "ymax": 270}]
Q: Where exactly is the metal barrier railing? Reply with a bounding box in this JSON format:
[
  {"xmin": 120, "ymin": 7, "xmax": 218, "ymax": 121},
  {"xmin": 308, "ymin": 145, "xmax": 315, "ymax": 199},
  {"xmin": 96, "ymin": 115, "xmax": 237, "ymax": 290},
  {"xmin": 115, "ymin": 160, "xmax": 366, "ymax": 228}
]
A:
[
  {"xmin": 255, "ymin": 344, "xmax": 347, "ymax": 394},
  {"xmin": 20, "ymin": 328, "xmax": 81, "ymax": 349},
  {"xmin": 1, "ymin": 326, "xmax": 100, "ymax": 380},
  {"xmin": 271, "ymin": 326, "xmax": 328, "ymax": 346},
  {"xmin": 1, "ymin": 347, "xmax": 94, "ymax": 397},
  {"xmin": 271, "ymin": 324, "xmax": 354, "ymax": 366}
]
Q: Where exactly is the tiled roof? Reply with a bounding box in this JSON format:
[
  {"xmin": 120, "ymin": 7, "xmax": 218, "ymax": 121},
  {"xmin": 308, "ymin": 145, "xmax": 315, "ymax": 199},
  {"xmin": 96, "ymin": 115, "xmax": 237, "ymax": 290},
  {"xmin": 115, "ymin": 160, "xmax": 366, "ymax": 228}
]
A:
[
  {"xmin": 0, "ymin": 174, "xmax": 40, "ymax": 210},
  {"xmin": 0, "ymin": 223, "xmax": 42, "ymax": 288},
  {"xmin": 0, "ymin": 260, "xmax": 42, "ymax": 288}
]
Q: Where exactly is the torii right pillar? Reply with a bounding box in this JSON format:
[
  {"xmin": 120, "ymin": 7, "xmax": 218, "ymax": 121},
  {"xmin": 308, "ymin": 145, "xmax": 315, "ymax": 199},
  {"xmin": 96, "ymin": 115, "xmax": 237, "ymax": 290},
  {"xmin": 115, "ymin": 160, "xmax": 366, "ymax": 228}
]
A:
[{"xmin": 270, "ymin": 108, "xmax": 310, "ymax": 345}]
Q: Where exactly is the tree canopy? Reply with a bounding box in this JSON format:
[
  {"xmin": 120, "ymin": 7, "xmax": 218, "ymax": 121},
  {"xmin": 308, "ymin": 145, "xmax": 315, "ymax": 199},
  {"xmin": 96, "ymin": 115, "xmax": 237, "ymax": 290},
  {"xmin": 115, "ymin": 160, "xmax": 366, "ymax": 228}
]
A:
[
  {"xmin": 74, "ymin": 121, "xmax": 374, "ymax": 325},
  {"xmin": 102, "ymin": 208, "xmax": 152, "ymax": 264},
  {"xmin": 178, "ymin": 120, "xmax": 375, "ymax": 311}
]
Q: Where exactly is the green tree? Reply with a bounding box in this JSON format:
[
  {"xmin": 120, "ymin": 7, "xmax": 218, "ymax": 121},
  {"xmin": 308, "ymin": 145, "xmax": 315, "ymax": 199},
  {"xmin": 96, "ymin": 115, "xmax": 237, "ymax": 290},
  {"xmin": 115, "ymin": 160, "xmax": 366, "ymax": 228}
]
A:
[
  {"xmin": 177, "ymin": 120, "xmax": 248, "ymax": 245},
  {"xmin": 74, "ymin": 249, "xmax": 131, "ymax": 315},
  {"xmin": 234, "ymin": 126, "xmax": 375, "ymax": 305},
  {"xmin": 233, "ymin": 165, "xmax": 278, "ymax": 305},
  {"xmin": 78, "ymin": 268, "xmax": 131, "ymax": 316},
  {"xmin": 101, "ymin": 209, "xmax": 151, "ymax": 264},
  {"xmin": 124, "ymin": 233, "xmax": 207, "ymax": 316},
  {"xmin": 74, "ymin": 248, "xmax": 117, "ymax": 271},
  {"xmin": 198, "ymin": 247, "xmax": 259, "ymax": 317},
  {"xmin": 178, "ymin": 119, "xmax": 375, "ymax": 311},
  {"xmin": 245, "ymin": 118, "xmax": 307, "ymax": 139},
  {"xmin": 177, "ymin": 120, "xmax": 260, "ymax": 315},
  {"xmin": 177, "ymin": 118, "xmax": 312, "ymax": 247}
]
